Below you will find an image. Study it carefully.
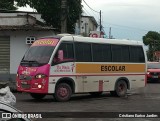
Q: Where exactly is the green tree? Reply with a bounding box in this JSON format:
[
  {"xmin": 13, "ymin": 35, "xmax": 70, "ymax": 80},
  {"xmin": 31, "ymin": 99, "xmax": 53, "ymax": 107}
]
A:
[
  {"xmin": 0, "ymin": 0, "xmax": 17, "ymax": 10},
  {"xmin": 143, "ymin": 31, "xmax": 160, "ymax": 61},
  {"xmin": 15, "ymin": 0, "xmax": 82, "ymax": 33}
]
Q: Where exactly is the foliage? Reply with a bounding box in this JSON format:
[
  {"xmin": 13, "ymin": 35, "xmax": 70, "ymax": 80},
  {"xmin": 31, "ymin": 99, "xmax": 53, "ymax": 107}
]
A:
[
  {"xmin": 143, "ymin": 31, "xmax": 160, "ymax": 61},
  {"xmin": 15, "ymin": 0, "xmax": 82, "ymax": 33},
  {"xmin": 0, "ymin": 0, "xmax": 17, "ymax": 10}
]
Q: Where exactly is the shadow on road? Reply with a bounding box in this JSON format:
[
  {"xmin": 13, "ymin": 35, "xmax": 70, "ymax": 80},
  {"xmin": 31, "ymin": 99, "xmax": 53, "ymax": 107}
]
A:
[{"xmin": 16, "ymin": 92, "xmax": 130, "ymax": 103}]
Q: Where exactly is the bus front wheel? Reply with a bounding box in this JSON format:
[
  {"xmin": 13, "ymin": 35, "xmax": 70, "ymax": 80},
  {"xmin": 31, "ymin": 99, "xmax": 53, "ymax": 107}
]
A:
[
  {"xmin": 30, "ymin": 93, "xmax": 46, "ymax": 100},
  {"xmin": 111, "ymin": 80, "xmax": 127, "ymax": 97},
  {"xmin": 54, "ymin": 83, "xmax": 72, "ymax": 102}
]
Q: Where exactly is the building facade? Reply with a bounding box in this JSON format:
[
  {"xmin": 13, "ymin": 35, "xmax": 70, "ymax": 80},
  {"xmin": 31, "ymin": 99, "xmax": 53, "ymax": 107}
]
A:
[
  {"xmin": 75, "ymin": 16, "xmax": 98, "ymax": 36},
  {"xmin": 0, "ymin": 10, "xmax": 57, "ymax": 88}
]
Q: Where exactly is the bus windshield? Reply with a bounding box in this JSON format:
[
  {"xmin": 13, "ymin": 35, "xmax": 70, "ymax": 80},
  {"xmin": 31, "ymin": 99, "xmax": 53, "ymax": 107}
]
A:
[{"xmin": 21, "ymin": 46, "xmax": 55, "ymax": 66}]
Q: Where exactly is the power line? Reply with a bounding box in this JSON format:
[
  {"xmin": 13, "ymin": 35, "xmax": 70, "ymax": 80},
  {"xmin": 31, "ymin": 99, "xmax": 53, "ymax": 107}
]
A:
[
  {"xmin": 82, "ymin": 0, "xmax": 99, "ymax": 13},
  {"xmin": 82, "ymin": 0, "xmax": 103, "ymax": 32},
  {"xmin": 82, "ymin": 7, "xmax": 99, "ymax": 22},
  {"xmin": 82, "ymin": 1, "xmax": 99, "ymax": 21},
  {"xmin": 83, "ymin": 7, "xmax": 92, "ymax": 16},
  {"xmin": 103, "ymin": 23, "xmax": 149, "ymax": 32}
]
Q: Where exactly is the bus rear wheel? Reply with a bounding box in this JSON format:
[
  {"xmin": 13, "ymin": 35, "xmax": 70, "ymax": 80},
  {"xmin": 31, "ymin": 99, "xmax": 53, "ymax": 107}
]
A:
[
  {"xmin": 111, "ymin": 80, "xmax": 127, "ymax": 97},
  {"xmin": 54, "ymin": 83, "xmax": 72, "ymax": 102},
  {"xmin": 30, "ymin": 93, "xmax": 46, "ymax": 100}
]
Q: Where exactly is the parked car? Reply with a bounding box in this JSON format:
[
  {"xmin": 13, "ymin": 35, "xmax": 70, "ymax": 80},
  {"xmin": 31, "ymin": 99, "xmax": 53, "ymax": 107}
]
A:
[
  {"xmin": 0, "ymin": 101, "xmax": 31, "ymax": 121},
  {"xmin": 147, "ymin": 62, "xmax": 160, "ymax": 82}
]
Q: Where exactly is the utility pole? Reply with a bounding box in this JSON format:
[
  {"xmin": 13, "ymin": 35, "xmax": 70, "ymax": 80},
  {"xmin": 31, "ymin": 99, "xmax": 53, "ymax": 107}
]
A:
[
  {"xmin": 78, "ymin": 14, "xmax": 81, "ymax": 34},
  {"xmin": 109, "ymin": 27, "xmax": 112, "ymax": 39},
  {"xmin": 99, "ymin": 10, "xmax": 102, "ymax": 32},
  {"xmin": 61, "ymin": 0, "xmax": 67, "ymax": 33},
  {"xmin": 85, "ymin": 23, "xmax": 88, "ymax": 36}
]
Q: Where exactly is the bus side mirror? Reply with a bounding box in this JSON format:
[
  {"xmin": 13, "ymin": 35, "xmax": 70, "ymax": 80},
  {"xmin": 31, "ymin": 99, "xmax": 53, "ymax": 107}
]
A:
[{"xmin": 58, "ymin": 50, "xmax": 64, "ymax": 61}]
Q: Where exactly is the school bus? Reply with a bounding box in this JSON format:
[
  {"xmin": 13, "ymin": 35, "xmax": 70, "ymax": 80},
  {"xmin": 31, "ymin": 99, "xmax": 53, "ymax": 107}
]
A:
[{"xmin": 16, "ymin": 34, "xmax": 147, "ymax": 101}]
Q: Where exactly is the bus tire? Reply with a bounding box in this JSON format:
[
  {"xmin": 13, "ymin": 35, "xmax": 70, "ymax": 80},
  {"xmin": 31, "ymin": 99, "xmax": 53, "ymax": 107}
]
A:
[
  {"xmin": 54, "ymin": 83, "xmax": 72, "ymax": 102},
  {"xmin": 89, "ymin": 92, "xmax": 102, "ymax": 96},
  {"xmin": 114, "ymin": 80, "xmax": 127, "ymax": 97},
  {"xmin": 30, "ymin": 93, "xmax": 46, "ymax": 100}
]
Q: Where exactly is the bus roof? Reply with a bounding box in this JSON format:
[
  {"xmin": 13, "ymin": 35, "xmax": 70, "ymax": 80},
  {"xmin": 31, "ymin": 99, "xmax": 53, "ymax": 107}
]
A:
[
  {"xmin": 38, "ymin": 34, "xmax": 82, "ymax": 40},
  {"xmin": 62, "ymin": 35, "xmax": 144, "ymax": 46},
  {"xmin": 38, "ymin": 34, "xmax": 143, "ymax": 46}
]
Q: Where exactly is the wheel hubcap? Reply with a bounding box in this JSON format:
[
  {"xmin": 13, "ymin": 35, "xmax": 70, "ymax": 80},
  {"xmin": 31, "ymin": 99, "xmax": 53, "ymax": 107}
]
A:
[
  {"xmin": 58, "ymin": 87, "xmax": 68, "ymax": 97},
  {"xmin": 118, "ymin": 84, "xmax": 124, "ymax": 92}
]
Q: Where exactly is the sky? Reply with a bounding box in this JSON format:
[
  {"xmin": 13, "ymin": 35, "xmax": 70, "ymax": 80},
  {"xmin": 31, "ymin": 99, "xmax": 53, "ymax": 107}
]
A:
[
  {"xmin": 18, "ymin": 0, "xmax": 160, "ymax": 41},
  {"xmin": 82, "ymin": 0, "xmax": 160, "ymax": 41}
]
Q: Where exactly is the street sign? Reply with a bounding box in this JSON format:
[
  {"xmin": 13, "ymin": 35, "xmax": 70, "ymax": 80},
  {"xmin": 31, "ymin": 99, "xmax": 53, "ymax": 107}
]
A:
[{"xmin": 89, "ymin": 31, "xmax": 104, "ymax": 38}]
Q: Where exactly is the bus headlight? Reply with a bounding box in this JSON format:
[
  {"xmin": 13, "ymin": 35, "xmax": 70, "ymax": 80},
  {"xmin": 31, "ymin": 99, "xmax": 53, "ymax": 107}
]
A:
[
  {"xmin": 38, "ymin": 84, "xmax": 42, "ymax": 88},
  {"xmin": 35, "ymin": 74, "xmax": 47, "ymax": 79}
]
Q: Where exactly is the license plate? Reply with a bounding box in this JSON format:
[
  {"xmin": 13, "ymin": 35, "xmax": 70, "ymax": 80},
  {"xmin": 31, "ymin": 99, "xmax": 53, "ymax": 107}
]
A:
[
  {"xmin": 153, "ymin": 76, "xmax": 158, "ymax": 78},
  {"xmin": 21, "ymin": 84, "xmax": 30, "ymax": 89},
  {"xmin": 21, "ymin": 81, "xmax": 27, "ymax": 84}
]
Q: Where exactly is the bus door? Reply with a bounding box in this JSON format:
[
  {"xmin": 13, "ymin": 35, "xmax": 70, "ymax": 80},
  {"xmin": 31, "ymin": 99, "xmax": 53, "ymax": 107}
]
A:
[{"xmin": 49, "ymin": 41, "xmax": 75, "ymax": 93}]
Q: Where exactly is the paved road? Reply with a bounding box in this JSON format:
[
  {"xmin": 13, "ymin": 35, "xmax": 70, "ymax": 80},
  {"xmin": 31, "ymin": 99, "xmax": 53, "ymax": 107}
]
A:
[{"xmin": 14, "ymin": 83, "xmax": 160, "ymax": 121}]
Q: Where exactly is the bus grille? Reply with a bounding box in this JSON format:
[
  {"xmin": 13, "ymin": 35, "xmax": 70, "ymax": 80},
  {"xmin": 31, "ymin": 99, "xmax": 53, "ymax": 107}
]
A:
[
  {"xmin": 21, "ymin": 84, "xmax": 30, "ymax": 89},
  {"xmin": 19, "ymin": 74, "xmax": 32, "ymax": 80}
]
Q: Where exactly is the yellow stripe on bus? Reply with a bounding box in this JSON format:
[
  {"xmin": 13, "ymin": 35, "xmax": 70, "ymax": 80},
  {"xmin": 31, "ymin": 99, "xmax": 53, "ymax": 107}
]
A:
[{"xmin": 76, "ymin": 63, "xmax": 146, "ymax": 73}]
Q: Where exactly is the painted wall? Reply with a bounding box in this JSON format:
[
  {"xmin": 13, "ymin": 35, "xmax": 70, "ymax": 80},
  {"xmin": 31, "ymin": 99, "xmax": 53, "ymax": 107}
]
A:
[
  {"xmin": 0, "ymin": 16, "xmax": 35, "ymax": 26},
  {"xmin": 80, "ymin": 17, "xmax": 97, "ymax": 36},
  {"xmin": 0, "ymin": 30, "xmax": 55, "ymax": 82},
  {"xmin": 80, "ymin": 17, "xmax": 89, "ymax": 34}
]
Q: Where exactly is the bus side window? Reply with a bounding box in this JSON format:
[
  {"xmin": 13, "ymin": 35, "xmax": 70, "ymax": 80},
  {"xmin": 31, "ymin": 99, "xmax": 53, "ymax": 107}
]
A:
[
  {"xmin": 130, "ymin": 46, "xmax": 145, "ymax": 63},
  {"xmin": 53, "ymin": 50, "xmax": 64, "ymax": 62},
  {"xmin": 52, "ymin": 42, "xmax": 74, "ymax": 65}
]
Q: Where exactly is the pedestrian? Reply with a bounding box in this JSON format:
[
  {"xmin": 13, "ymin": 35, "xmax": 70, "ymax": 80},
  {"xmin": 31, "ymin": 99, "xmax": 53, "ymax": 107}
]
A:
[{"xmin": 0, "ymin": 82, "xmax": 16, "ymax": 106}]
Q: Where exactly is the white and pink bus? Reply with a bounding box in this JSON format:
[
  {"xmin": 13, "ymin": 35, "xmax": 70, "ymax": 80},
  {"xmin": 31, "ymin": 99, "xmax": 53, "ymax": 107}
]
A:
[{"xmin": 16, "ymin": 34, "xmax": 147, "ymax": 101}]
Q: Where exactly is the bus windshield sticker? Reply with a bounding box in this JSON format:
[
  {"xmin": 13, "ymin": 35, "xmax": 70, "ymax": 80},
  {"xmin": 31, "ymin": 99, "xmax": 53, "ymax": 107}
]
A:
[{"xmin": 32, "ymin": 39, "xmax": 59, "ymax": 46}]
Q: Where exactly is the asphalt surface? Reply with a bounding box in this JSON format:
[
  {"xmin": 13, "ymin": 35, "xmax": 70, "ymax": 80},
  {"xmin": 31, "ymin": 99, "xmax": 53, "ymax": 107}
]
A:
[{"xmin": 14, "ymin": 83, "xmax": 160, "ymax": 121}]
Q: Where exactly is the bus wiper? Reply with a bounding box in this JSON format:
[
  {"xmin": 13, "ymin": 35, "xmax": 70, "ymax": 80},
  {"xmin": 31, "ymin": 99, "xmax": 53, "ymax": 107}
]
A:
[
  {"xmin": 21, "ymin": 60, "xmax": 29, "ymax": 62},
  {"xmin": 28, "ymin": 60, "xmax": 39, "ymax": 64},
  {"xmin": 21, "ymin": 60, "xmax": 39, "ymax": 64}
]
